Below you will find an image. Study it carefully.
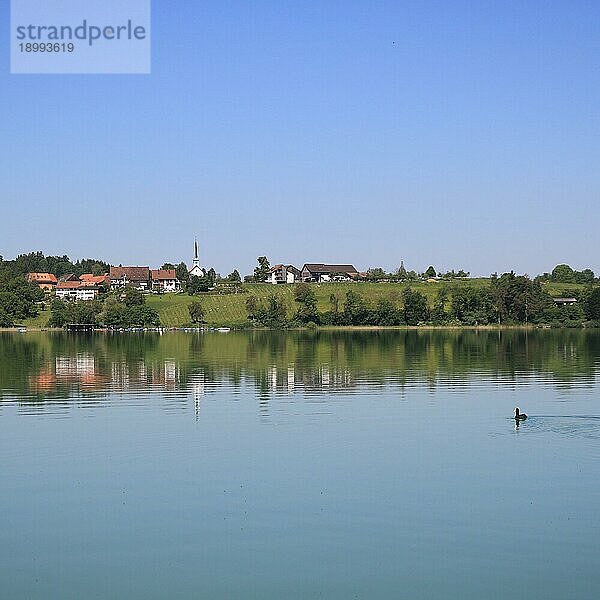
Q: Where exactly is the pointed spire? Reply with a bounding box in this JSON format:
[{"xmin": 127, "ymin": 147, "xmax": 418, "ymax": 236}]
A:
[{"xmin": 193, "ymin": 238, "xmax": 200, "ymax": 268}]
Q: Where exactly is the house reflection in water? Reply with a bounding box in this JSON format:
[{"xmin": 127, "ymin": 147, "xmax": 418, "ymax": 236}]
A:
[
  {"xmin": 261, "ymin": 363, "xmax": 356, "ymax": 395},
  {"xmin": 27, "ymin": 354, "xmax": 109, "ymax": 396},
  {"xmin": 189, "ymin": 372, "xmax": 205, "ymax": 420}
]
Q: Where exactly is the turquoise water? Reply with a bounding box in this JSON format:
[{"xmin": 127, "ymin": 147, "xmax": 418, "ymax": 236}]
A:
[{"xmin": 1, "ymin": 330, "xmax": 599, "ymax": 599}]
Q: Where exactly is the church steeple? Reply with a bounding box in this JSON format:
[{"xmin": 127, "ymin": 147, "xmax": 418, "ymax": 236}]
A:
[
  {"xmin": 189, "ymin": 237, "xmax": 204, "ymax": 277},
  {"xmin": 193, "ymin": 238, "xmax": 200, "ymax": 267}
]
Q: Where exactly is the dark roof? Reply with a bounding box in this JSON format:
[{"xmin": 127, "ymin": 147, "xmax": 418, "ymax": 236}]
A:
[
  {"xmin": 302, "ymin": 263, "xmax": 358, "ymax": 274},
  {"xmin": 109, "ymin": 266, "xmax": 150, "ymax": 281},
  {"xmin": 59, "ymin": 273, "xmax": 79, "ymax": 283}
]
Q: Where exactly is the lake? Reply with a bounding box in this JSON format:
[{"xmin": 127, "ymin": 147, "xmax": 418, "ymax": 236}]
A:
[{"xmin": 1, "ymin": 329, "xmax": 599, "ymax": 599}]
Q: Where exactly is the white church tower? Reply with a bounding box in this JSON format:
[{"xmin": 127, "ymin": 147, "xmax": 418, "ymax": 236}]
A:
[{"xmin": 188, "ymin": 238, "xmax": 205, "ymax": 277}]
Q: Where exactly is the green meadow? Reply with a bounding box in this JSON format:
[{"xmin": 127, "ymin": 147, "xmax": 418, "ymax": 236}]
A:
[
  {"xmin": 23, "ymin": 279, "xmax": 582, "ymax": 328},
  {"xmin": 147, "ymin": 279, "xmax": 580, "ymax": 327}
]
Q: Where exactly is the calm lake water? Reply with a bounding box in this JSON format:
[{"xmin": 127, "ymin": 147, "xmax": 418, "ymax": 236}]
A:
[{"xmin": 1, "ymin": 330, "xmax": 600, "ymax": 599}]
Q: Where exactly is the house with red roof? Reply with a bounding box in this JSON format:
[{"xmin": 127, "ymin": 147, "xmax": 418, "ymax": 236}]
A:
[
  {"xmin": 27, "ymin": 272, "xmax": 58, "ymax": 291},
  {"xmin": 151, "ymin": 269, "xmax": 180, "ymax": 292},
  {"xmin": 80, "ymin": 273, "xmax": 110, "ymax": 287}
]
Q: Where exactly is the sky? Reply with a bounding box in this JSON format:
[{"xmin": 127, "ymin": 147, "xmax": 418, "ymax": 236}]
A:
[{"xmin": 1, "ymin": 0, "xmax": 599, "ymax": 277}]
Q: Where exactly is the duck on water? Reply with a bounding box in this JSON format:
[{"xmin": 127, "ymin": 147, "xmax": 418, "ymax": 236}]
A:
[{"xmin": 515, "ymin": 407, "xmax": 527, "ymax": 421}]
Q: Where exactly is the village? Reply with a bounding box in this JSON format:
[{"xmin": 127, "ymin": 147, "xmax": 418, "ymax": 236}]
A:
[
  {"xmin": 23, "ymin": 241, "xmax": 370, "ymax": 301},
  {"xmin": 1, "ymin": 242, "xmax": 596, "ymax": 330}
]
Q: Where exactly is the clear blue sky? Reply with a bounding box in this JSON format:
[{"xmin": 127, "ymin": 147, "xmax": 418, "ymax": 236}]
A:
[{"xmin": 1, "ymin": 0, "xmax": 599, "ymax": 276}]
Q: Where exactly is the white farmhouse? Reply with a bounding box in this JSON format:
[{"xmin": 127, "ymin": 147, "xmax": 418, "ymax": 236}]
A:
[
  {"xmin": 55, "ymin": 282, "xmax": 100, "ymax": 301},
  {"xmin": 267, "ymin": 264, "xmax": 301, "ymax": 284},
  {"xmin": 151, "ymin": 269, "xmax": 180, "ymax": 292}
]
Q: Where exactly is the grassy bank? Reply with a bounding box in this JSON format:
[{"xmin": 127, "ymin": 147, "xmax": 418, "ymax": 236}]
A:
[
  {"xmin": 21, "ymin": 279, "xmax": 583, "ymax": 329},
  {"xmin": 147, "ymin": 280, "xmax": 581, "ymax": 327}
]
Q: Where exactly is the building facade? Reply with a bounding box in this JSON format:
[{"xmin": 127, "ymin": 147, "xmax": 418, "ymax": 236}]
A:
[
  {"xmin": 267, "ymin": 264, "xmax": 301, "ymax": 284},
  {"xmin": 27, "ymin": 272, "xmax": 58, "ymax": 291},
  {"xmin": 151, "ymin": 269, "xmax": 180, "ymax": 292},
  {"xmin": 109, "ymin": 266, "xmax": 151, "ymax": 290},
  {"xmin": 301, "ymin": 264, "xmax": 359, "ymax": 282},
  {"xmin": 56, "ymin": 282, "xmax": 101, "ymax": 301}
]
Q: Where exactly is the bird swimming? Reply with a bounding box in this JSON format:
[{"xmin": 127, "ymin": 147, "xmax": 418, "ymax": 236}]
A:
[{"xmin": 514, "ymin": 407, "xmax": 527, "ymax": 421}]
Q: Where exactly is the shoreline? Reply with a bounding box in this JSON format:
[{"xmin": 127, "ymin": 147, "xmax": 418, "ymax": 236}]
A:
[{"xmin": 1, "ymin": 324, "xmax": 592, "ymax": 333}]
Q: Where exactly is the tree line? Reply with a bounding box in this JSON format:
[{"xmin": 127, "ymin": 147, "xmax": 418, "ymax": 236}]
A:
[
  {"xmin": 48, "ymin": 287, "xmax": 160, "ymax": 328},
  {"xmin": 1, "ymin": 251, "xmax": 600, "ymax": 328},
  {"xmin": 244, "ymin": 274, "xmax": 600, "ymax": 328},
  {"xmin": 0, "ymin": 251, "xmax": 109, "ymax": 278}
]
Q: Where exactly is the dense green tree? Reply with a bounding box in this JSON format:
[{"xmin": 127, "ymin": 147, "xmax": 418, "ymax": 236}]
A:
[
  {"xmin": 540, "ymin": 265, "xmax": 595, "ymax": 284},
  {"xmin": 343, "ymin": 291, "xmax": 369, "ymax": 325},
  {"xmin": 551, "ymin": 264, "xmax": 575, "ymax": 283},
  {"xmin": 98, "ymin": 296, "xmax": 159, "ymax": 326},
  {"xmin": 575, "ymin": 269, "xmax": 595, "ymax": 284},
  {"xmin": 263, "ymin": 295, "xmax": 287, "ymax": 326},
  {"xmin": 161, "ymin": 262, "xmax": 176, "ymax": 270},
  {"xmin": 227, "ymin": 269, "xmax": 241, "ymax": 282},
  {"xmin": 122, "ymin": 287, "xmax": 145, "ymax": 307},
  {"xmin": 176, "ymin": 262, "xmax": 189, "ymax": 285},
  {"xmin": 187, "ymin": 275, "xmax": 210, "ymax": 295},
  {"xmin": 245, "ymin": 296, "xmax": 259, "ymax": 321},
  {"xmin": 329, "ymin": 293, "xmax": 340, "ymax": 313},
  {"xmin": 402, "ymin": 288, "xmax": 429, "ymax": 325},
  {"xmin": 540, "ymin": 302, "xmax": 585, "ymax": 327},
  {"xmin": 123, "ymin": 304, "xmax": 160, "ymax": 326},
  {"xmin": 0, "ymin": 273, "xmax": 44, "ymax": 325},
  {"xmin": 73, "ymin": 258, "xmax": 110, "ymax": 276},
  {"xmin": 74, "ymin": 300, "xmax": 103, "ymax": 324},
  {"xmin": 583, "ymin": 287, "xmax": 600, "ymax": 320},
  {"xmin": 294, "ymin": 283, "xmax": 319, "ymax": 324},
  {"xmin": 450, "ymin": 287, "xmax": 493, "ymax": 325},
  {"xmin": 0, "ymin": 308, "xmax": 11, "ymax": 328},
  {"xmin": 425, "ymin": 266, "xmax": 437, "ymax": 279},
  {"xmin": 100, "ymin": 297, "xmax": 125, "ymax": 326},
  {"xmin": 0, "ymin": 252, "xmax": 109, "ymax": 278},
  {"xmin": 48, "ymin": 300, "xmax": 69, "ymax": 327},
  {"xmin": 48, "ymin": 299, "xmax": 102, "ymax": 327},
  {"xmin": 451, "ymin": 287, "xmax": 481, "ymax": 322},
  {"xmin": 188, "ymin": 301, "xmax": 205, "ymax": 324},
  {"xmin": 207, "ymin": 268, "xmax": 217, "ymax": 286},
  {"xmin": 490, "ymin": 273, "xmax": 552, "ymax": 323},
  {"xmin": 366, "ymin": 267, "xmax": 387, "ymax": 280},
  {"xmin": 374, "ymin": 297, "xmax": 402, "ymax": 325},
  {"xmin": 91, "ymin": 263, "xmax": 106, "ymax": 276},
  {"xmin": 246, "ymin": 295, "xmax": 287, "ymax": 327},
  {"xmin": 253, "ymin": 257, "xmax": 270, "ymax": 282},
  {"xmin": 431, "ymin": 288, "xmax": 449, "ymax": 324}
]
